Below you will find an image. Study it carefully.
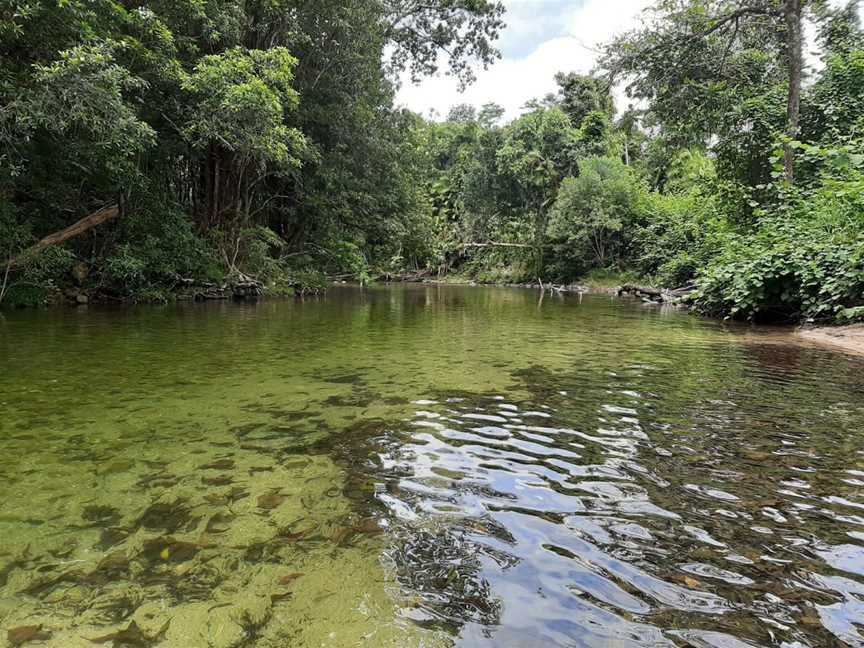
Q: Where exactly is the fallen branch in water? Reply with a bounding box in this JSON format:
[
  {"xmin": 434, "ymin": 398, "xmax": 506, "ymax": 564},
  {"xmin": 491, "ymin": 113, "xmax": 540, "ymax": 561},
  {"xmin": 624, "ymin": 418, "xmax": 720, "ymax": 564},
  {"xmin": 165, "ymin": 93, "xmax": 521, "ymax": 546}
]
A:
[
  {"xmin": 619, "ymin": 283, "xmax": 663, "ymax": 299},
  {"xmin": 2, "ymin": 205, "xmax": 120, "ymax": 270},
  {"xmin": 618, "ymin": 283, "xmax": 697, "ymax": 304}
]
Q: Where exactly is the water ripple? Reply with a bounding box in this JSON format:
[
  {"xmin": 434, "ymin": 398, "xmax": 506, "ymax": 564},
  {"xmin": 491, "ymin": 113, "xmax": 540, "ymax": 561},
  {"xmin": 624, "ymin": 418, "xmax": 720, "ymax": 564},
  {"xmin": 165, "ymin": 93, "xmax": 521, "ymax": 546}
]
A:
[{"xmin": 379, "ymin": 387, "xmax": 864, "ymax": 647}]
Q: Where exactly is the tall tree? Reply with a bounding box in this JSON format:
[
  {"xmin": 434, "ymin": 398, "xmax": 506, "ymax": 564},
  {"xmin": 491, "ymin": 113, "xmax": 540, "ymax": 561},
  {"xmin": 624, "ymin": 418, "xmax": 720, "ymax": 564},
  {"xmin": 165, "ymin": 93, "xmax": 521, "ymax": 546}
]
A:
[
  {"xmin": 383, "ymin": 0, "xmax": 506, "ymax": 86},
  {"xmin": 496, "ymin": 108, "xmax": 579, "ymax": 272},
  {"xmin": 602, "ymin": 0, "xmax": 811, "ymax": 180},
  {"xmin": 784, "ymin": 0, "xmax": 804, "ymax": 179},
  {"xmin": 553, "ymin": 72, "xmax": 614, "ymax": 129}
]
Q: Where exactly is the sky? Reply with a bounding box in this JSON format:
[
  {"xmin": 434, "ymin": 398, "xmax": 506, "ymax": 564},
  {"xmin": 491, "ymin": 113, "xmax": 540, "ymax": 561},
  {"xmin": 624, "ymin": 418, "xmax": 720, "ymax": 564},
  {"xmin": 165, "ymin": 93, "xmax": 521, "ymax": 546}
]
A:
[
  {"xmin": 394, "ymin": 0, "xmax": 654, "ymax": 121},
  {"xmin": 394, "ymin": 0, "xmax": 862, "ymax": 123}
]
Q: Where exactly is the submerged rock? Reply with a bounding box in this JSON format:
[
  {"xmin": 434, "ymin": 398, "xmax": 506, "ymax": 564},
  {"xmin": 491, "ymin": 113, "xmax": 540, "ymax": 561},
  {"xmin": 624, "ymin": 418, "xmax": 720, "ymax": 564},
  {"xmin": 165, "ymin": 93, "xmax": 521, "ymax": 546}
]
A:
[
  {"xmin": 137, "ymin": 500, "xmax": 193, "ymax": 533},
  {"xmin": 257, "ymin": 493, "xmax": 286, "ymax": 510},
  {"xmin": 87, "ymin": 619, "xmax": 169, "ymax": 646},
  {"xmin": 7, "ymin": 624, "xmax": 51, "ymax": 646}
]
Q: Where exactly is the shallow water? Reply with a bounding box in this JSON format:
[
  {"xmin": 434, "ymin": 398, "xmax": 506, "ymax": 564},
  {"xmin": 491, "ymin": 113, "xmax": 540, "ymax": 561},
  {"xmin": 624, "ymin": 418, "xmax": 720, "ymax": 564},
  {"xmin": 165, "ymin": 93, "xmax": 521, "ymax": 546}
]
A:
[{"xmin": 1, "ymin": 285, "xmax": 863, "ymax": 648}]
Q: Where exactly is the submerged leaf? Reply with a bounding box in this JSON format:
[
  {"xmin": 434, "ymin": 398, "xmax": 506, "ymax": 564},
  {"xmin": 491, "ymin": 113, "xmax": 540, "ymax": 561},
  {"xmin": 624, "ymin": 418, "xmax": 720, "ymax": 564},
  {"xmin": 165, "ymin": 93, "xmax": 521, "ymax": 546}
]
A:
[{"xmin": 278, "ymin": 572, "xmax": 304, "ymax": 586}]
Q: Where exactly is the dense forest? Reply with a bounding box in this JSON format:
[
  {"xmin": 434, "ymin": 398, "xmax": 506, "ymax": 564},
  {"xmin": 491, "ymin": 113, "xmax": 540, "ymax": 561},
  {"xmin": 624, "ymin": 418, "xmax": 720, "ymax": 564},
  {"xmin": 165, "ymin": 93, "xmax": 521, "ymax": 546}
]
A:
[{"xmin": 1, "ymin": 0, "xmax": 863, "ymax": 323}]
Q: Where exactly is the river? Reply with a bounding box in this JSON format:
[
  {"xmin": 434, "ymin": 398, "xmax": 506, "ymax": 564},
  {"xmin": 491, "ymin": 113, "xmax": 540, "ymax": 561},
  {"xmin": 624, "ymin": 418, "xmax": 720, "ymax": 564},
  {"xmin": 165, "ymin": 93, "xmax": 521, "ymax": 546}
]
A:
[{"xmin": 1, "ymin": 285, "xmax": 863, "ymax": 647}]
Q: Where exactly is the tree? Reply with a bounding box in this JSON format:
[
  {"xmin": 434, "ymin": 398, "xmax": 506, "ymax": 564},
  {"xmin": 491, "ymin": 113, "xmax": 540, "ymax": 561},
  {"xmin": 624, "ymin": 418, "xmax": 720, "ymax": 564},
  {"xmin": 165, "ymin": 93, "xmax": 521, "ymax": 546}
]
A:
[
  {"xmin": 548, "ymin": 157, "xmax": 644, "ymax": 269},
  {"xmin": 602, "ymin": 0, "xmax": 812, "ymax": 181},
  {"xmin": 0, "ymin": 0, "xmax": 510, "ymax": 302},
  {"xmin": 553, "ymin": 72, "xmax": 614, "ymax": 128},
  {"xmin": 784, "ymin": 0, "xmax": 804, "ymax": 180},
  {"xmin": 447, "ymin": 103, "xmax": 478, "ymax": 123},
  {"xmin": 383, "ymin": 0, "xmax": 506, "ymax": 86},
  {"xmin": 802, "ymin": 1, "xmax": 864, "ymax": 144},
  {"xmin": 182, "ymin": 47, "xmax": 307, "ymax": 232},
  {"xmin": 478, "ymin": 102, "xmax": 505, "ymax": 128},
  {"xmin": 496, "ymin": 108, "xmax": 579, "ymax": 272}
]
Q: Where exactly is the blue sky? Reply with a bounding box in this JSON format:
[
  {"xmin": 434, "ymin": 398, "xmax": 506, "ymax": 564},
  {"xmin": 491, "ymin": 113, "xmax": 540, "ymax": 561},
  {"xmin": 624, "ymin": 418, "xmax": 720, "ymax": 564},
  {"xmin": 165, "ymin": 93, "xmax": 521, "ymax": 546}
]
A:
[
  {"xmin": 395, "ymin": 0, "xmax": 862, "ymax": 123},
  {"xmin": 495, "ymin": 0, "xmax": 581, "ymax": 58},
  {"xmin": 395, "ymin": 0, "xmax": 652, "ymax": 121}
]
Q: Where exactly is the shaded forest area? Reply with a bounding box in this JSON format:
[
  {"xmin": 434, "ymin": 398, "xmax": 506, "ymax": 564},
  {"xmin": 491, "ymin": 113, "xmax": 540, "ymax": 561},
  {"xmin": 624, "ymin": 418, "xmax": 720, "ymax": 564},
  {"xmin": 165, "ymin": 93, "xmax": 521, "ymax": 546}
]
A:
[{"xmin": 1, "ymin": 0, "xmax": 863, "ymax": 322}]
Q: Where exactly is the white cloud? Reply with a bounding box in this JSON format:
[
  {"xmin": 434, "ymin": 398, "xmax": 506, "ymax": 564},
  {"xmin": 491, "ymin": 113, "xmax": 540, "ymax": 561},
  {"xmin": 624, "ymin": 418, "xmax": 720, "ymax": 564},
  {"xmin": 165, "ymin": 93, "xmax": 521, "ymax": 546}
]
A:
[
  {"xmin": 395, "ymin": 0, "xmax": 653, "ymax": 122},
  {"xmin": 394, "ymin": 0, "xmax": 864, "ymax": 122}
]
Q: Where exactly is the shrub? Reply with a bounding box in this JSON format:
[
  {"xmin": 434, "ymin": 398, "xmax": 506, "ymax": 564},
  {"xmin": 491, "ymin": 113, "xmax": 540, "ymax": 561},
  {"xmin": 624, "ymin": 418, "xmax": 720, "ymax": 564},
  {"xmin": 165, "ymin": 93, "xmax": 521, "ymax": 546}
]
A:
[
  {"xmin": 0, "ymin": 246, "xmax": 75, "ymax": 307},
  {"xmin": 547, "ymin": 156, "xmax": 645, "ymax": 277},
  {"xmin": 633, "ymin": 190, "xmax": 727, "ymax": 288},
  {"xmin": 692, "ymin": 178, "xmax": 864, "ymax": 322},
  {"xmin": 102, "ymin": 202, "xmax": 213, "ymax": 295}
]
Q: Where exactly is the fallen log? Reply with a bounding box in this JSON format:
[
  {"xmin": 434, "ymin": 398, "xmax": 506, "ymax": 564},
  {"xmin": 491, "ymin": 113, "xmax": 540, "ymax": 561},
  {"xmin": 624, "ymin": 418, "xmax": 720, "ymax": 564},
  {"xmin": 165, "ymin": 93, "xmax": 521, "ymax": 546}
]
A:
[
  {"xmin": 668, "ymin": 284, "xmax": 698, "ymax": 298},
  {"xmin": 618, "ymin": 283, "xmax": 663, "ymax": 299},
  {"xmin": 3, "ymin": 205, "xmax": 120, "ymax": 270},
  {"xmin": 459, "ymin": 242, "xmax": 532, "ymax": 249},
  {"xmin": 617, "ymin": 282, "xmax": 697, "ymax": 305}
]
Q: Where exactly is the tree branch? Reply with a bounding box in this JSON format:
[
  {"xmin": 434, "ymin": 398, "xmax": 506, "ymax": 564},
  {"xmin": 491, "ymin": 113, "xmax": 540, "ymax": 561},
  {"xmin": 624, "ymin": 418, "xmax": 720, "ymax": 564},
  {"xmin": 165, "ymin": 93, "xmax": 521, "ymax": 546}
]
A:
[
  {"xmin": 459, "ymin": 241, "xmax": 532, "ymax": 249},
  {"xmin": 2, "ymin": 205, "xmax": 120, "ymax": 270}
]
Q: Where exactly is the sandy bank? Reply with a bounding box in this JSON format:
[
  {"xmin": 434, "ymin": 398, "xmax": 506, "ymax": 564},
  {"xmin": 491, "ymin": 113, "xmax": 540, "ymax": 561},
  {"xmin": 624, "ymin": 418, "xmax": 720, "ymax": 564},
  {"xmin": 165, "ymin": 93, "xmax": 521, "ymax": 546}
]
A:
[{"xmin": 798, "ymin": 324, "xmax": 864, "ymax": 357}]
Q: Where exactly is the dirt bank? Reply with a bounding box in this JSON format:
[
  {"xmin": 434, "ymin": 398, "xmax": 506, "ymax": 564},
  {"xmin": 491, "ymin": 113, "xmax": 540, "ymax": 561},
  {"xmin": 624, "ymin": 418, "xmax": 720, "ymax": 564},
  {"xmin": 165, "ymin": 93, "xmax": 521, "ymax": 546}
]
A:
[{"xmin": 798, "ymin": 324, "xmax": 864, "ymax": 357}]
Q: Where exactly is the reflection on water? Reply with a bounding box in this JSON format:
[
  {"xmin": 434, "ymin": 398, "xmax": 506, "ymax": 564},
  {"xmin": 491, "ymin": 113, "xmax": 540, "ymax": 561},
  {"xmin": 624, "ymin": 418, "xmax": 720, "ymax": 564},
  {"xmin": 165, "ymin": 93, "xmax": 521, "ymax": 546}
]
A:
[{"xmin": 1, "ymin": 285, "xmax": 863, "ymax": 647}]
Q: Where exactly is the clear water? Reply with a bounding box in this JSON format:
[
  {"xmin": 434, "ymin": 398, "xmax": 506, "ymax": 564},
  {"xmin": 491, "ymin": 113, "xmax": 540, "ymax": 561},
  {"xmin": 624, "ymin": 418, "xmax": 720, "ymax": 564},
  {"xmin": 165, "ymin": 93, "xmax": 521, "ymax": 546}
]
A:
[{"xmin": 1, "ymin": 285, "xmax": 863, "ymax": 648}]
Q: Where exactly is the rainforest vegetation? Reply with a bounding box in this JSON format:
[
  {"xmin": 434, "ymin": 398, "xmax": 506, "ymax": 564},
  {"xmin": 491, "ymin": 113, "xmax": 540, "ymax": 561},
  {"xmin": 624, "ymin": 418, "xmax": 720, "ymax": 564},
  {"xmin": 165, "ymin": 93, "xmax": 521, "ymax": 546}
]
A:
[{"xmin": 1, "ymin": 0, "xmax": 863, "ymax": 323}]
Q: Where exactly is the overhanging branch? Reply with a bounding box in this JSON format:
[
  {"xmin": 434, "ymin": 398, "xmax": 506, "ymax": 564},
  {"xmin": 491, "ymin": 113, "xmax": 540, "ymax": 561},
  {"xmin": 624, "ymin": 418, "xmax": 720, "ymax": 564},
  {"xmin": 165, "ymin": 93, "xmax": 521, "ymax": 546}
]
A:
[{"xmin": 3, "ymin": 204, "xmax": 120, "ymax": 270}]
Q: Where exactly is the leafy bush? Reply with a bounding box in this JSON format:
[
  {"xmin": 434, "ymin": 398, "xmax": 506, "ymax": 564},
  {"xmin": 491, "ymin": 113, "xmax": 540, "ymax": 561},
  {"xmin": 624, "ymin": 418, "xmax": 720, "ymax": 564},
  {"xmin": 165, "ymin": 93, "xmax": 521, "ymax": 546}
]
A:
[
  {"xmin": 287, "ymin": 269, "xmax": 329, "ymax": 294},
  {"xmin": 102, "ymin": 202, "xmax": 213, "ymax": 294},
  {"xmin": 692, "ymin": 179, "xmax": 864, "ymax": 322},
  {"xmin": 183, "ymin": 47, "xmax": 307, "ymax": 169},
  {"xmin": 1, "ymin": 247, "xmax": 76, "ymax": 307},
  {"xmin": 547, "ymin": 157, "xmax": 645, "ymax": 278},
  {"xmin": 233, "ymin": 226, "xmax": 290, "ymax": 284},
  {"xmin": 633, "ymin": 190, "xmax": 726, "ymax": 287}
]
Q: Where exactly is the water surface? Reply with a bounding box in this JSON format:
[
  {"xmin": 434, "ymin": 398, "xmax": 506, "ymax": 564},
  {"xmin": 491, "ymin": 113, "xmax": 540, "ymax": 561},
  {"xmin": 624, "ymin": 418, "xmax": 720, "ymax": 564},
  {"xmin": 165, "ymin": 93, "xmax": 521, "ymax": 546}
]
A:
[{"xmin": 1, "ymin": 285, "xmax": 863, "ymax": 647}]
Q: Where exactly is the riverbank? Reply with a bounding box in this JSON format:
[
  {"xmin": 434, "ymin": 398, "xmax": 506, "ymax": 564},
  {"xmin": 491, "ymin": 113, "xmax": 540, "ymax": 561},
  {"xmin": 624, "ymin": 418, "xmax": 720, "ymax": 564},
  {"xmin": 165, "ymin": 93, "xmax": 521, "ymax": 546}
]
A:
[{"xmin": 798, "ymin": 324, "xmax": 864, "ymax": 356}]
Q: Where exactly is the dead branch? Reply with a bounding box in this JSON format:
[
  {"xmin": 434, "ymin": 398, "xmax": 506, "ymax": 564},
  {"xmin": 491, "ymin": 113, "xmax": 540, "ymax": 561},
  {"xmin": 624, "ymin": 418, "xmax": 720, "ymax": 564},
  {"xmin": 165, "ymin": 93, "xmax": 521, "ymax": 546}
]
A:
[
  {"xmin": 3, "ymin": 205, "xmax": 120, "ymax": 270},
  {"xmin": 460, "ymin": 242, "xmax": 532, "ymax": 249}
]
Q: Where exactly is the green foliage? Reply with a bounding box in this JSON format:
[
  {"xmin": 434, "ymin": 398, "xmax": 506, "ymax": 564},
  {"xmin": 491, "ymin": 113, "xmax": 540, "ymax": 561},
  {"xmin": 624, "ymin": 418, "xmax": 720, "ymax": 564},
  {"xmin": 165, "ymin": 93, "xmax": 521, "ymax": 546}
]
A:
[
  {"xmin": 634, "ymin": 190, "xmax": 726, "ymax": 287},
  {"xmin": 183, "ymin": 47, "xmax": 306, "ymax": 168},
  {"xmin": 1, "ymin": 0, "xmax": 506, "ymax": 303},
  {"xmin": 581, "ymin": 268, "xmax": 643, "ymax": 289},
  {"xmin": 804, "ymin": 2, "xmax": 864, "ymax": 143},
  {"xmin": 1, "ymin": 247, "xmax": 75, "ymax": 307},
  {"xmin": 102, "ymin": 203, "xmax": 213, "ymax": 294},
  {"xmin": 4, "ymin": 0, "xmax": 864, "ymax": 327},
  {"xmin": 547, "ymin": 157, "xmax": 644, "ymax": 275},
  {"xmin": 495, "ymin": 107, "xmax": 580, "ymax": 272},
  {"xmin": 496, "ymin": 108, "xmax": 578, "ymax": 191},
  {"xmin": 286, "ymin": 269, "xmax": 329, "ymax": 294},
  {"xmin": 601, "ymin": 0, "xmax": 786, "ymax": 147},
  {"xmin": 385, "ymin": 0, "xmax": 506, "ymax": 86},
  {"xmin": 20, "ymin": 40, "xmax": 157, "ymax": 188},
  {"xmin": 693, "ymin": 179, "xmax": 864, "ymax": 322},
  {"xmin": 553, "ymin": 72, "xmax": 615, "ymax": 129},
  {"xmin": 319, "ymin": 239, "xmax": 372, "ymax": 283}
]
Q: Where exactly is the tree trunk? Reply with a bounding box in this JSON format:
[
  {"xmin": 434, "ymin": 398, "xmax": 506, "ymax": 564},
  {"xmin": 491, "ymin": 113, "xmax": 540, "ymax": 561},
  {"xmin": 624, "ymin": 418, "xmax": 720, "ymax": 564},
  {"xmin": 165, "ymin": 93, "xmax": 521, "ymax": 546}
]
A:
[
  {"xmin": 784, "ymin": 0, "xmax": 803, "ymax": 182},
  {"xmin": 3, "ymin": 205, "xmax": 120, "ymax": 270}
]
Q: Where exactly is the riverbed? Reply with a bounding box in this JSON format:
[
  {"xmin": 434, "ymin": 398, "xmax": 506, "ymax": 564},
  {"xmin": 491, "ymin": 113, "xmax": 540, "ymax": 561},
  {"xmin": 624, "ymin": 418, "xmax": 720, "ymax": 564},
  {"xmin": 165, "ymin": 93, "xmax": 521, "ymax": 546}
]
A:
[{"xmin": 1, "ymin": 285, "xmax": 863, "ymax": 647}]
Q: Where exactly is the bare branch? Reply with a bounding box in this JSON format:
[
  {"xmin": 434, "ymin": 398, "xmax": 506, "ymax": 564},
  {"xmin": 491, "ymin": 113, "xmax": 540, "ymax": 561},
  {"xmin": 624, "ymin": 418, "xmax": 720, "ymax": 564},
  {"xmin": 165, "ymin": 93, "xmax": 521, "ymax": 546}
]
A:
[{"xmin": 2, "ymin": 205, "xmax": 120, "ymax": 270}]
